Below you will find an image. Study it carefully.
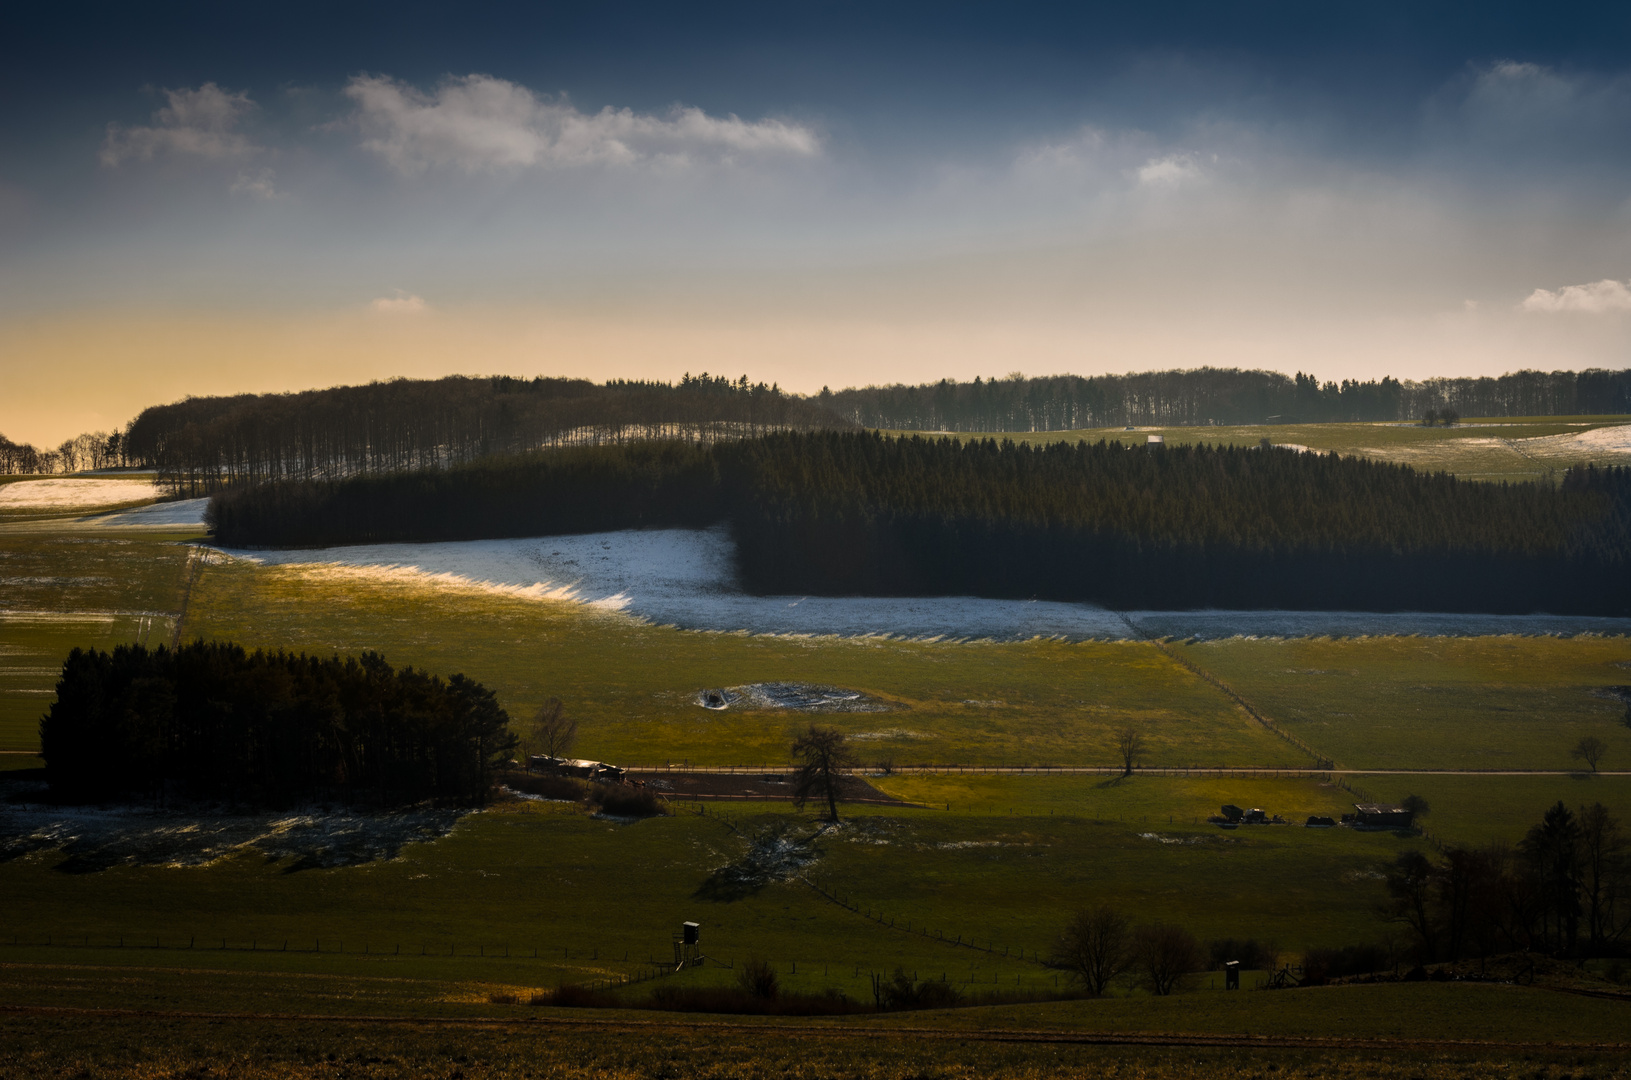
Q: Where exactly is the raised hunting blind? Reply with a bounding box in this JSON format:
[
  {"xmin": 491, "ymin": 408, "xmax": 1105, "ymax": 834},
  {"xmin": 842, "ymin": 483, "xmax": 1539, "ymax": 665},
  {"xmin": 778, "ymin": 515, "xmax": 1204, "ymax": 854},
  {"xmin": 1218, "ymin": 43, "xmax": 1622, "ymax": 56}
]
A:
[{"xmin": 673, "ymin": 921, "xmax": 703, "ymax": 970}]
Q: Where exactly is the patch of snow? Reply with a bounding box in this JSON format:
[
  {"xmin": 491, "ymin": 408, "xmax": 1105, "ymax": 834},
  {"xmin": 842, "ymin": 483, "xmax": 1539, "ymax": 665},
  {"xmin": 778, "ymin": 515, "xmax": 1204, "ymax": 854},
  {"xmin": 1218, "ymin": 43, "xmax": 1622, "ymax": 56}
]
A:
[
  {"xmin": 222, "ymin": 527, "xmax": 1631, "ymax": 641},
  {"xmin": 848, "ymin": 728, "xmax": 929, "ymax": 741},
  {"xmin": 0, "ymin": 776, "xmax": 469, "ymax": 871},
  {"xmin": 695, "ymin": 682, "xmax": 888, "ymax": 713},
  {"xmin": 1273, "ymin": 443, "xmax": 1313, "ymax": 453},
  {"xmin": 1573, "ymin": 423, "xmax": 1631, "ymax": 453},
  {"xmin": 82, "ymin": 497, "xmax": 210, "ymax": 528},
  {"xmin": 0, "ymin": 478, "xmax": 158, "ymax": 510}
]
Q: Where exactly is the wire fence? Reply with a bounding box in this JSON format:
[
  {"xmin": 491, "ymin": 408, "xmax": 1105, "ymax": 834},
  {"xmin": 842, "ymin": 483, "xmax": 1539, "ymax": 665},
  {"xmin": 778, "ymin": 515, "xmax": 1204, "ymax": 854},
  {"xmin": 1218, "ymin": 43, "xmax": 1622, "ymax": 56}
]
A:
[{"xmin": 0, "ymin": 932, "xmax": 679, "ymax": 974}]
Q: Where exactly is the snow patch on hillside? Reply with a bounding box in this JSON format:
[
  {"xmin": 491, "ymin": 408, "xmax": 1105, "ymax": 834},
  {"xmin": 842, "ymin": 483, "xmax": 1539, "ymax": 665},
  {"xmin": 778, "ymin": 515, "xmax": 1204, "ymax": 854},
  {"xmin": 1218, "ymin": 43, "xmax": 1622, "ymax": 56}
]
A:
[
  {"xmin": 0, "ymin": 478, "xmax": 158, "ymax": 510},
  {"xmin": 222, "ymin": 527, "xmax": 1631, "ymax": 641}
]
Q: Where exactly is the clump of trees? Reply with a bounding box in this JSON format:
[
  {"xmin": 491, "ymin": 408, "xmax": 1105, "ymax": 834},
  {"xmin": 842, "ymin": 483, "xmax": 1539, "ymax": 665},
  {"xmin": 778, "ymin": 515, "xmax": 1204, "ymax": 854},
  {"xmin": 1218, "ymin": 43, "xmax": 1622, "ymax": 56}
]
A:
[
  {"xmin": 1051, "ymin": 906, "xmax": 1205, "ymax": 996},
  {"xmin": 209, "ymin": 431, "xmax": 1631, "ymax": 615},
  {"xmin": 40, "ymin": 641, "xmax": 515, "ymax": 807},
  {"xmin": 1383, "ymin": 801, "xmax": 1630, "ymax": 962}
]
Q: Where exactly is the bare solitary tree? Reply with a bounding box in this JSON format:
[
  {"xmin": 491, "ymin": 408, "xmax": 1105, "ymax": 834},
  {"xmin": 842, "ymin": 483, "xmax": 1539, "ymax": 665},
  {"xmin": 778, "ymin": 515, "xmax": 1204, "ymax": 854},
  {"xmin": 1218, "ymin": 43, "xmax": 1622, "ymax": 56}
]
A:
[
  {"xmin": 1133, "ymin": 922, "xmax": 1202, "ymax": 996},
  {"xmin": 1115, "ymin": 725, "xmax": 1145, "ymax": 777},
  {"xmin": 791, "ymin": 724, "xmax": 857, "ymax": 822},
  {"xmin": 1052, "ymin": 905, "xmax": 1134, "ymax": 996},
  {"xmin": 1572, "ymin": 735, "xmax": 1608, "ymax": 773},
  {"xmin": 529, "ymin": 698, "xmax": 578, "ymax": 768}
]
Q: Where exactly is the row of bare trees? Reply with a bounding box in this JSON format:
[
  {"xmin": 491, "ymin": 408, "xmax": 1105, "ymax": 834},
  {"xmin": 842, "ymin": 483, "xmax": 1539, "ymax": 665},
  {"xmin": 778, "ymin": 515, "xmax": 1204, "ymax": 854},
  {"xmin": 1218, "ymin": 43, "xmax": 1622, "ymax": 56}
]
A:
[
  {"xmin": 825, "ymin": 368, "xmax": 1631, "ymax": 431},
  {"xmin": 125, "ymin": 374, "xmax": 848, "ymax": 495},
  {"xmin": 0, "ymin": 430, "xmax": 127, "ymax": 475},
  {"xmin": 1385, "ymin": 801, "xmax": 1629, "ymax": 961}
]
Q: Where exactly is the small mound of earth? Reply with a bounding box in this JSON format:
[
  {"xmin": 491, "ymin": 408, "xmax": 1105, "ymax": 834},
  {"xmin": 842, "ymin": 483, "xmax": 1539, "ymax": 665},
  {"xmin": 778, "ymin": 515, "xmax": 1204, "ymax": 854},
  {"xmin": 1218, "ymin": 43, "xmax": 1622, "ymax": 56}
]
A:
[{"xmin": 696, "ymin": 682, "xmax": 889, "ymax": 712}]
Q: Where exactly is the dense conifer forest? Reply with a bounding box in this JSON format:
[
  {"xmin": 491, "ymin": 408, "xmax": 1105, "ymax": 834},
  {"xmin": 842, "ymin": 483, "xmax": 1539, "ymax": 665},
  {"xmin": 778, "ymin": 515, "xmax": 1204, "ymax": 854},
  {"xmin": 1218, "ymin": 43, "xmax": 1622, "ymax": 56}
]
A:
[
  {"xmin": 824, "ymin": 368, "xmax": 1631, "ymax": 431},
  {"xmin": 209, "ymin": 433, "xmax": 1631, "ymax": 615},
  {"xmin": 40, "ymin": 642, "xmax": 515, "ymax": 806}
]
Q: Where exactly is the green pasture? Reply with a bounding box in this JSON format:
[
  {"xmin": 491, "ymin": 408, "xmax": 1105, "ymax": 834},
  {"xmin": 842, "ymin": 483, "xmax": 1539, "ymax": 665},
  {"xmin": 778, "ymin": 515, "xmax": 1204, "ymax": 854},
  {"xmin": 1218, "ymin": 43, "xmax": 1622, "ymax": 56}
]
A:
[
  {"xmin": 0, "ymin": 776, "xmax": 1426, "ymax": 1002},
  {"xmin": 0, "ymin": 528, "xmax": 197, "ymax": 751},
  {"xmin": 1176, "ymin": 635, "xmax": 1631, "ymax": 771},
  {"xmin": 893, "ymin": 414, "xmax": 1631, "ymax": 483},
  {"xmin": 182, "ymin": 557, "xmax": 1294, "ymax": 769}
]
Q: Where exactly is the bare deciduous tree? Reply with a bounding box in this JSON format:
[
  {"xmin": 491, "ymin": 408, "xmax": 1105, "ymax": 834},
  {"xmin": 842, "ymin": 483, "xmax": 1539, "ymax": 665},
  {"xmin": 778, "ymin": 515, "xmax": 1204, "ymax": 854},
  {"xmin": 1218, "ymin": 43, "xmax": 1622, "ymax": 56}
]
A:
[
  {"xmin": 1573, "ymin": 735, "xmax": 1608, "ymax": 773},
  {"xmin": 1577, "ymin": 802, "xmax": 1629, "ymax": 949},
  {"xmin": 791, "ymin": 724, "xmax": 856, "ymax": 822},
  {"xmin": 1115, "ymin": 725, "xmax": 1145, "ymax": 777},
  {"xmin": 529, "ymin": 698, "xmax": 578, "ymax": 767},
  {"xmin": 1133, "ymin": 922, "xmax": 1202, "ymax": 996},
  {"xmin": 1052, "ymin": 905, "xmax": 1134, "ymax": 996}
]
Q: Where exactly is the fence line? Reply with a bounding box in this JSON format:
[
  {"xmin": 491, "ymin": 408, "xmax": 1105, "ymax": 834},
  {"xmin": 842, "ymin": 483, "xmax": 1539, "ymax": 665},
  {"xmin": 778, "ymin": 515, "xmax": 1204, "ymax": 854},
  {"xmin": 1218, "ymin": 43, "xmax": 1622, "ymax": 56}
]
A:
[
  {"xmin": 0, "ymin": 933, "xmax": 677, "ymax": 971},
  {"xmin": 797, "ymin": 871, "xmax": 1048, "ymax": 968}
]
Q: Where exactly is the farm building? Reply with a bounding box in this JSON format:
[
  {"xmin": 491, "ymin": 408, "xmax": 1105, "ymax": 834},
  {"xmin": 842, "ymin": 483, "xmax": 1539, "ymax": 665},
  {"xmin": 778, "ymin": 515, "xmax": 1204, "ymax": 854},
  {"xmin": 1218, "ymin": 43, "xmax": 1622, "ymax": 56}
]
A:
[
  {"xmin": 528, "ymin": 756, "xmax": 627, "ymax": 783},
  {"xmin": 1350, "ymin": 803, "xmax": 1414, "ymax": 828}
]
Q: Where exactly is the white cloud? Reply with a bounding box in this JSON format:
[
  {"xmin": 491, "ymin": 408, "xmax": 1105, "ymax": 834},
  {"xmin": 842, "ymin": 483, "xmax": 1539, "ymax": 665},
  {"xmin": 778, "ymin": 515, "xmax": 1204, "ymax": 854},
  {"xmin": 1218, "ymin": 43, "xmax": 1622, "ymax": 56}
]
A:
[
  {"xmin": 101, "ymin": 83, "xmax": 260, "ymax": 166},
  {"xmin": 371, "ymin": 292, "xmax": 428, "ymax": 314},
  {"xmin": 1137, "ymin": 153, "xmax": 1202, "ymax": 186},
  {"xmin": 1520, "ymin": 279, "xmax": 1631, "ymax": 314},
  {"xmin": 343, "ymin": 73, "xmax": 820, "ymax": 173},
  {"xmin": 230, "ymin": 168, "xmax": 279, "ymax": 199}
]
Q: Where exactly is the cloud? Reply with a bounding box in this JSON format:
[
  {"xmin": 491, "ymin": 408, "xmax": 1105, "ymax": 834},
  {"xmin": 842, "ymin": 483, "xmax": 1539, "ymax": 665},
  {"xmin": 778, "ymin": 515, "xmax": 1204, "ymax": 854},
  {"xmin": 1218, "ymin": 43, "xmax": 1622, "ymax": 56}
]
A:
[
  {"xmin": 230, "ymin": 168, "xmax": 279, "ymax": 199},
  {"xmin": 1137, "ymin": 153, "xmax": 1202, "ymax": 186},
  {"xmin": 371, "ymin": 292, "xmax": 428, "ymax": 314},
  {"xmin": 343, "ymin": 73, "xmax": 820, "ymax": 173},
  {"xmin": 1520, "ymin": 279, "xmax": 1631, "ymax": 314},
  {"xmin": 101, "ymin": 83, "xmax": 260, "ymax": 166}
]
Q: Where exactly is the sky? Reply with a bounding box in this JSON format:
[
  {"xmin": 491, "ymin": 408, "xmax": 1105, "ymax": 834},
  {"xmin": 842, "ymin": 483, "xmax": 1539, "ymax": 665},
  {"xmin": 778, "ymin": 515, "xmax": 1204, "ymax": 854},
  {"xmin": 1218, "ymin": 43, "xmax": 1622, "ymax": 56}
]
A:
[{"xmin": 3, "ymin": 1, "xmax": 1631, "ymax": 444}]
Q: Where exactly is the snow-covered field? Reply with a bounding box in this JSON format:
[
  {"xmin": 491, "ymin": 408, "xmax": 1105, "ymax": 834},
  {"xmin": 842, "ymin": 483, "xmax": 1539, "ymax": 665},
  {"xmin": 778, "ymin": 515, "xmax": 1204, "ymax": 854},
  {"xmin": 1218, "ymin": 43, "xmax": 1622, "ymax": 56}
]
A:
[
  {"xmin": 226, "ymin": 526, "xmax": 1631, "ymax": 641},
  {"xmin": 81, "ymin": 497, "xmax": 210, "ymax": 528},
  {"xmin": 0, "ymin": 477, "xmax": 158, "ymax": 510}
]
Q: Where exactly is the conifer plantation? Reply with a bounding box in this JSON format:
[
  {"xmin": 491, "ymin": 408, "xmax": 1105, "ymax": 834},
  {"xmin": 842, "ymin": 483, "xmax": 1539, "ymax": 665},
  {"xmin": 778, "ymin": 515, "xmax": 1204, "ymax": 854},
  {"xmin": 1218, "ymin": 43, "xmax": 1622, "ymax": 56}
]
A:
[
  {"xmin": 40, "ymin": 642, "xmax": 514, "ymax": 806},
  {"xmin": 208, "ymin": 432, "xmax": 1631, "ymax": 615}
]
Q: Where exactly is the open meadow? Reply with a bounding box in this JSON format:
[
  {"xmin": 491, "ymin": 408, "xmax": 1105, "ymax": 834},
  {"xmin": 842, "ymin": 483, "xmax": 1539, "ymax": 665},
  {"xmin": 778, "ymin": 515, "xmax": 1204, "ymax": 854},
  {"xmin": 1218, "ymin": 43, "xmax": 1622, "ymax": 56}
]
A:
[
  {"xmin": 920, "ymin": 415, "xmax": 1631, "ymax": 483},
  {"xmin": 1, "ymin": 473, "xmax": 1629, "ymax": 1065}
]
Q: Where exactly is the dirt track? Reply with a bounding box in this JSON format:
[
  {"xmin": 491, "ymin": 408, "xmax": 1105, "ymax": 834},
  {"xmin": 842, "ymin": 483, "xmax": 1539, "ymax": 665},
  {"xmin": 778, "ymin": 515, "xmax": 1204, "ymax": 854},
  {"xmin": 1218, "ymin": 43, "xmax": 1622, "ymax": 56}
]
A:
[{"xmin": 1, "ymin": 1001, "xmax": 1628, "ymax": 1053}]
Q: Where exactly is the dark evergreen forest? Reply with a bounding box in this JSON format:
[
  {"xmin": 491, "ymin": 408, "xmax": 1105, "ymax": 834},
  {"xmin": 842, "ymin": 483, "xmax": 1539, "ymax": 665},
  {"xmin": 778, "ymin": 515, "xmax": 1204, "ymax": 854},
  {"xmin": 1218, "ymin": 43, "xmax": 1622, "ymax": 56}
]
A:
[
  {"xmin": 125, "ymin": 373, "xmax": 847, "ymax": 494},
  {"xmin": 209, "ymin": 433, "xmax": 1631, "ymax": 615},
  {"xmin": 824, "ymin": 368, "xmax": 1631, "ymax": 431},
  {"xmin": 40, "ymin": 642, "xmax": 515, "ymax": 806}
]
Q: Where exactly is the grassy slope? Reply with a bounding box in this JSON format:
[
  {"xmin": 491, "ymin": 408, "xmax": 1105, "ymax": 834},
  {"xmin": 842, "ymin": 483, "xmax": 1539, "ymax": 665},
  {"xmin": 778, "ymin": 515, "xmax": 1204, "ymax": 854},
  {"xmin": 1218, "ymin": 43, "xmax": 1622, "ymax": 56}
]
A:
[
  {"xmin": 0, "ymin": 528, "xmax": 198, "ymax": 751},
  {"xmin": 0, "ymin": 780, "xmax": 1425, "ymax": 998},
  {"xmin": 183, "ymin": 557, "xmax": 1294, "ymax": 769},
  {"xmin": 1176, "ymin": 636, "xmax": 1631, "ymax": 772}
]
